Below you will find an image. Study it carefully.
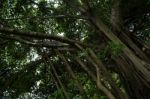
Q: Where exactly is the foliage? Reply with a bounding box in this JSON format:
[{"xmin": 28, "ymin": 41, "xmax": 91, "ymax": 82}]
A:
[
  {"xmin": 99, "ymin": 42, "xmax": 124, "ymax": 60},
  {"xmin": 0, "ymin": 0, "xmax": 150, "ymax": 99}
]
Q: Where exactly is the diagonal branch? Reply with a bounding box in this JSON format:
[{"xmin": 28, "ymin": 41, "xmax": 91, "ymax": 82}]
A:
[
  {"xmin": 55, "ymin": 50, "xmax": 84, "ymax": 93},
  {"xmin": 76, "ymin": 59, "xmax": 115, "ymax": 99},
  {"xmin": 75, "ymin": 43, "xmax": 126, "ymax": 99},
  {"xmin": 44, "ymin": 57, "xmax": 66, "ymax": 98},
  {"xmin": 90, "ymin": 13, "xmax": 150, "ymax": 82},
  {"xmin": 110, "ymin": 0, "xmax": 150, "ymax": 62},
  {"xmin": 45, "ymin": 57, "xmax": 70, "ymax": 99}
]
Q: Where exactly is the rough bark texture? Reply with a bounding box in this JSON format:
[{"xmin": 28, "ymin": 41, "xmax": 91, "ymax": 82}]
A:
[{"xmin": 110, "ymin": 0, "xmax": 150, "ymax": 99}]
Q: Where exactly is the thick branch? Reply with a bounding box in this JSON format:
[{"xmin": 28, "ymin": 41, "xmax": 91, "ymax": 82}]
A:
[
  {"xmin": 0, "ymin": 34, "xmax": 70, "ymax": 48},
  {"xmin": 0, "ymin": 27, "xmax": 86, "ymax": 47},
  {"xmin": 90, "ymin": 14, "xmax": 150, "ymax": 82},
  {"xmin": 110, "ymin": 0, "xmax": 150, "ymax": 62},
  {"xmin": 2, "ymin": 15, "xmax": 88, "ymax": 20}
]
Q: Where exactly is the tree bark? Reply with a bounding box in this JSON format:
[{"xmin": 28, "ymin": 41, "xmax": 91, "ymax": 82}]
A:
[{"xmin": 109, "ymin": 0, "xmax": 150, "ymax": 98}]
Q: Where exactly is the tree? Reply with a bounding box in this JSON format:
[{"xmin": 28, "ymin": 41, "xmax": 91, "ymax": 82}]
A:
[{"xmin": 0, "ymin": 0, "xmax": 150, "ymax": 99}]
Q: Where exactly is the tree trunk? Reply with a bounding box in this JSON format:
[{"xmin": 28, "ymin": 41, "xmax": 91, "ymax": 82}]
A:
[
  {"xmin": 114, "ymin": 54, "xmax": 150, "ymax": 99},
  {"xmin": 109, "ymin": 0, "xmax": 150, "ymax": 98}
]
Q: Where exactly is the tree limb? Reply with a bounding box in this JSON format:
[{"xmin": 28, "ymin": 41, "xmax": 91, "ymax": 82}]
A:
[{"xmin": 0, "ymin": 27, "xmax": 86, "ymax": 47}]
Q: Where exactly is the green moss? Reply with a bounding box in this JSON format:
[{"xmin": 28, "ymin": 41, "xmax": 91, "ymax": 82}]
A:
[
  {"xmin": 108, "ymin": 42, "xmax": 124, "ymax": 58},
  {"xmin": 99, "ymin": 42, "xmax": 124, "ymax": 60}
]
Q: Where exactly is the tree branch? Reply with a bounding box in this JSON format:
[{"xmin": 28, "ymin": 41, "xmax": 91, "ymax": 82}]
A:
[
  {"xmin": 0, "ymin": 27, "xmax": 86, "ymax": 47},
  {"xmin": 0, "ymin": 34, "xmax": 69, "ymax": 48},
  {"xmin": 0, "ymin": 34, "xmax": 77, "ymax": 51},
  {"xmin": 2, "ymin": 15, "xmax": 88, "ymax": 21}
]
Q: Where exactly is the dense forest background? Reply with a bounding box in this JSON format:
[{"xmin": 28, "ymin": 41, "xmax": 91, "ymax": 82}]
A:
[{"xmin": 0, "ymin": 0, "xmax": 150, "ymax": 99}]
